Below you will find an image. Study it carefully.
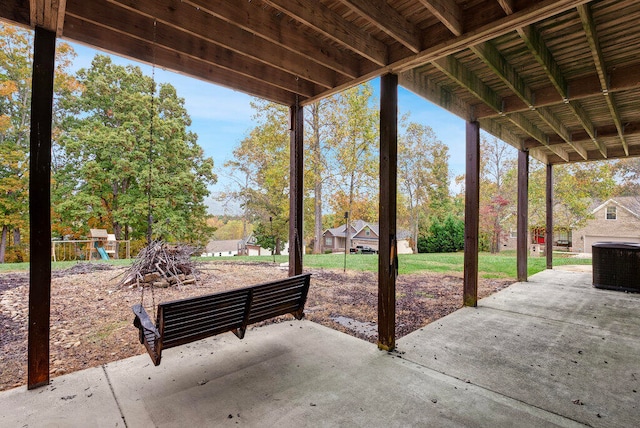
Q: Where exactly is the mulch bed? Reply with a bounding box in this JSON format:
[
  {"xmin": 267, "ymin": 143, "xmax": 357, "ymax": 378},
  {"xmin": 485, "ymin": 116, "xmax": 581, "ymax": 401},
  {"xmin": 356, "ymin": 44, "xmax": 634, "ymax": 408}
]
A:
[{"xmin": 0, "ymin": 261, "xmax": 512, "ymax": 391}]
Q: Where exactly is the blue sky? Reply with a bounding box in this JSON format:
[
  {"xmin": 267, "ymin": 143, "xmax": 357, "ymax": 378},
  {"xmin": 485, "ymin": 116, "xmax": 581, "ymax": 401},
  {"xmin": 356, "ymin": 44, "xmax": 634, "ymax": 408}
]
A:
[{"xmin": 67, "ymin": 42, "xmax": 468, "ymax": 215}]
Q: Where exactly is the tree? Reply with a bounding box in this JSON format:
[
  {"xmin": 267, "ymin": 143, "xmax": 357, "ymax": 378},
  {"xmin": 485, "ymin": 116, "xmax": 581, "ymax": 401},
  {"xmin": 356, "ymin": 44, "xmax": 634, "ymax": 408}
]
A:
[
  {"xmin": 325, "ymin": 83, "xmax": 379, "ymax": 248},
  {"xmin": 614, "ymin": 158, "xmax": 640, "ymax": 196},
  {"xmin": 305, "ymin": 100, "xmax": 333, "ymax": 253},
  {"xmin": 223, "ymin": 100, "xmax": 290, "ymax": 254},
  {"xmin": 398, "ymin": 121, "xmax": 450, "ymax": 253},
  {"xmin": 0, "ymin": 23, "xmax": 78, "ymax": 262},
  {"xmin": 55, "ymin": 55, "xmax": 216, "ymax": 244},
  {"xmin": 212, "ymin": 219, "xmax": 249, "ymax": 240},
  {"xmin": 528, "ymin": 160, "xmax": 618, "ymax": 232},
  {"xmin": 479, "ymin": 135, "xmax": 516, "ymax": 253},
  {"xmin": 418, "ymin": 214, "xmax": 464, "ymax": 253}
]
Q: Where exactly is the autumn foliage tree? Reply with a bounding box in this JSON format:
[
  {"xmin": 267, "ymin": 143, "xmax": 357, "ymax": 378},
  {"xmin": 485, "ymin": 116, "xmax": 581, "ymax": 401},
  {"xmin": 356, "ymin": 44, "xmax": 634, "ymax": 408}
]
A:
[
  {"xmin": 223, "ymin": 100, "xmax": 290, "ymax": 254},
  {"xmin": 325, "ymin": 83, "xmax": 379, "ymax": 246},
  {"xmin": 305, "ymin": 100, "xmax": 333, "ymax": 253},
  {"xmin": 0, "ymin": 23, "xmax": 78, "ymax": 262},
  {"xmin": 528, "ymin": 160, "xmax": 618, "ymax": 232},
  {"xmin": 398, "ymin": 121, "xmax": 450, "ymax": 253},
  {"xmin": 55, "ymin": 55, "xmax": 216, "ymax": 244},
  {"xmin": 479, "ymin": 135, "xmax": 516, "ymax": 253}
]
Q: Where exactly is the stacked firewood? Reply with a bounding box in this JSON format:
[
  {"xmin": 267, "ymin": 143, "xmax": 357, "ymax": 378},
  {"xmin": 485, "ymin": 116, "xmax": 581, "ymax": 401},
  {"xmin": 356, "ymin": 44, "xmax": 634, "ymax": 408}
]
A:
[{"xmin": 120, "ymin": 241, "xmax": 198, "ymax": 288}]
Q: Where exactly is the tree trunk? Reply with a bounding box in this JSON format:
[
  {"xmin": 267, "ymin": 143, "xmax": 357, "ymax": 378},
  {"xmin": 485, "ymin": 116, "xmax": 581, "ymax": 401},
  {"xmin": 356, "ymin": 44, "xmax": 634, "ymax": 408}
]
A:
[
  {"xmin": 0, "ymin": 225, "xmax": 7, "ymax": 263},
  {"xmin": 310, "ymin": 102, "xmax": 324, "ymax": 255},
  {"xmin": 346, "ymin": 171, "xmax": 355, "ymax": 252},
  {"xmin": 241, "ymin": 214, "xmax": 248, "ymax": 255},
  {"xmin": 113, "ymin": 223, "xmax": 122, "ymax": 240},
  {"xmin": 13, "ymin": 227, "xmax": 21, "ymax": 246},
  {"xmin": 314, "ymin": 182, "xmax": 323, "ymax": 254},
  {"xmin": 275, "ymin": 237, "xmax": 281, "ymax": 255},
  {"xmin": 412, "ymin": 213, "xmax": 419, "ymax": 254}
]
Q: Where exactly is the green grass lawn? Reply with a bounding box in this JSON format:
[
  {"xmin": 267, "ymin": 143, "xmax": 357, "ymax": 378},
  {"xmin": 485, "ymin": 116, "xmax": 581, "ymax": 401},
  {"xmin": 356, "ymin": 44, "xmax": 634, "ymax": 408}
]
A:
[
  {"xmin": 203, "ymin": 250, "xmax": 590, "ymax": 279},
  {"xmin": 301, "ymin": 251, "xmax": 590, "ymax": 278},
  {"xmin": 1, "ymin": 251, "xmax": 590, "ymax": 279}
]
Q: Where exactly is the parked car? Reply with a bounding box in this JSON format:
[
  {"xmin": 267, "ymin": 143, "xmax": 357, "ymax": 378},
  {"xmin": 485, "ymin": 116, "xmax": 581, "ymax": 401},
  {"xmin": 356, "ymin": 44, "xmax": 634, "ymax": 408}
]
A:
[{"xmin": 350, "ymin": 245, "xmax": 378, "ymax": 254}]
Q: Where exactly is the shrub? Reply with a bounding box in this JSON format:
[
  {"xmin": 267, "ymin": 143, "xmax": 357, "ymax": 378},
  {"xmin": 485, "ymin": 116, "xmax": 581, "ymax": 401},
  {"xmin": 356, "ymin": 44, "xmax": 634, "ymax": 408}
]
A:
[
  {"xmin": 4, "ymin": 245, "xmax": 29, "ymax": 263},
  {"xmin": 419, "ymin": 215, "xmax": 464, "ymax": 253}
]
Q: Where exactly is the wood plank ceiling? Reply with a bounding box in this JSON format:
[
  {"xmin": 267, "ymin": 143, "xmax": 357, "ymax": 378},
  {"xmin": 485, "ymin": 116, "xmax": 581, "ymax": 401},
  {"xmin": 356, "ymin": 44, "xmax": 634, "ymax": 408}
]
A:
[{"xmin": 2, "ymin": 0, "xmax": 639, "ymax": 165}]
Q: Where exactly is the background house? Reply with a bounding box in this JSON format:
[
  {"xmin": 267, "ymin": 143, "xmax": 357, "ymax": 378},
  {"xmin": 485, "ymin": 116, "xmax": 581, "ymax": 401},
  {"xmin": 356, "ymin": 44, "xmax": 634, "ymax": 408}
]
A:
[
  {"xmin": 322, "ymin": 220, "xmax": 412, "ymax": 254},
  {"xmin": 203, "ymin": 234, "xmax": 289, "ymax": 257},
  {"xmin": 501, "ymin": 227, "xmax": 572, "ymax": 251},
  {"xmin": 572, "ymin": 197, "xmax": 640, "ymax": 253},
  {"xmin": 499, "ymin": 197, "xmax": 640, "ymax": 255},
  {"xmin": 202, "ymin": 239, "xmax": 242, "ymax": 257}
]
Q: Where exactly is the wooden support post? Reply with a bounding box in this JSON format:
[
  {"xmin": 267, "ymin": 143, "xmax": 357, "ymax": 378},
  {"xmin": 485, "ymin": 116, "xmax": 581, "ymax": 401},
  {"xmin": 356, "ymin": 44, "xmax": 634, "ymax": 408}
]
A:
[
  {"xmin": 464, "ymin": 121, "xmax": 480, "ymax": 307},
  {"xmin": 378, "ymin": 74, "xmax": 398, "ymax": 351},
  {"xmin": 288, "ymin": 103, "xmax": 304, "ymax": 276},
  {"xmin": 546, "ymin": 163, "xmax": 553, "ymax": 270},
  {"xmin": 28, "ymin": 26, "xmax": 56, "ymax": 390},
  {"xmin": 517, "ymin": 149, "xmax": 529, "ymax": 282}
]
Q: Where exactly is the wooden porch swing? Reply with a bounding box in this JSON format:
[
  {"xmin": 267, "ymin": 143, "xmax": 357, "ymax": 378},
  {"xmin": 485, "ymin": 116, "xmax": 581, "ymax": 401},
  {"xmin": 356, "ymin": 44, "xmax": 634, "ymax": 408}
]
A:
[{"xmin": 132, "ymin": 273, "xmax": 311, "ymax": 366}]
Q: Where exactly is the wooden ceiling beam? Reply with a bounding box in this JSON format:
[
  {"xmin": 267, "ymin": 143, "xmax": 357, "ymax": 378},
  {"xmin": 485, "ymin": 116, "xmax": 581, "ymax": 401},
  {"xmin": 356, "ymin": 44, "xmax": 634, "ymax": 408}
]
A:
[
  {"xmin": 497, "ymin": 0, "xmax": 514, "ymax": 15},
  {"xmin": 62, "ymin": 15, "xmax": 299, "ymax": 105},
  {"xmin": 30, "ymin": 0, "xmax": 65, "ymax": 34},
  {"xmin": 432, "ymin": 55, "xmax": 502, "ymax": 114},
  {"xmin": 339, "ymin": 0, "xmax": 421, "ymax": 53},
  {"xmin": 518, "ymin": 22, "xmax": 607, "ymax": 160},
  {"xmin": 183, "ymin": 0, "xmax": 361, "ymax": 80},
  {"xmin": 537, "ymin": 107, "xmax": 587, "ymax": 160},
  {"xmin": 471, "ymin": 41, "xmax": 533, "ymax": 107},
  {"xmin": 547, "ymin": 144, "xmax": 640, "ymax": 165},
  {"xmin": 478, "ymin": 117, "xmax": 523, "ymax": 150},
  {"xmin": 509, "ymin": 112, "xmax": 569, "ymax": 162},
  {"xmin": 475, "ymin": 62, "xmax": 640, "ymax": 119},
  {"xmin": 66, "ymin": 2, "xmax": 323, "ymax": 98},
  {"xmin": 399, "ymin": 68, "xmax": 473, "ymax": 120},
  {"xmin": 0, "ymin": 0, "xmax": 31, "ymax": 28},
  {"xmin": 517, "ymin": 25, "xmax": 567, "ymax": 99},
  {"xmin": 417, "ymin": 0, "xmax": 462, "ymax": 36},
  {"xmin": 305, "ymin": 0, "xmax": 593, "ymax": 105},
  {"xmin": 568, "ymin": 100, "xmax": 606, "ymax": 158},
  {"xmin": 100, "ymin": 0, "xmax": 337, "ymax": 90},
  {"xmin": 529, "ymin": 147, "xmax": 549, "ymax": 165},
  {"xmin": 576, "ymin": 5, "xmax": 607, "ymax": 92},
  {"xmin": 395, "ymin": 0, "xmax": 593, "ymax": 73},
  {"xmin": 577, "ymin": 3, "xmax": 629, "ymax": 156},
  {"xmin": 262, "ymin": 0, "xmax": 388, "ymax": 66},
  {"xmin": 432, "ymin": 54, "xmax": 569, "ymax": 161},
  {"xmin": 525, "ymin": 121, "xmax": 640, "ymax": 149},
  {"xmin": 472, "ymin": 40, "xmax": 588, "ymax": 160}
]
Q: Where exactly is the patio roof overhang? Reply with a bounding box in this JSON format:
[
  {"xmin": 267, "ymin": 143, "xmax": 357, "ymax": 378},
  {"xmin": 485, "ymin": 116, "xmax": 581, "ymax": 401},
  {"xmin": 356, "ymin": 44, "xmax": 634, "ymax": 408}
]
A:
[
  {"xmin": 3, "ymin": 0, "xmax": 639, "ymax": 165},
  {"xmin": 2, "ymin": 0, "xmax": 639, "ymax": 390}
]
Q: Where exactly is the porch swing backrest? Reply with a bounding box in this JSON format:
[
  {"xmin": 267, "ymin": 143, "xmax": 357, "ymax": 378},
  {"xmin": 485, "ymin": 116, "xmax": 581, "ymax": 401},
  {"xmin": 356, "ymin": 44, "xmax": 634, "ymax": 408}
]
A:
[{"xmin": 132, "ymin": 273, "xmax": 311, "ymax": 365}]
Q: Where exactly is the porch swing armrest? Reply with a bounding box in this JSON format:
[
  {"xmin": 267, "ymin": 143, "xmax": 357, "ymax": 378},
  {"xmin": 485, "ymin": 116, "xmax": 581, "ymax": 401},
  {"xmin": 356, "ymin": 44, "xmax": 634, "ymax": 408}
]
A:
[{"xmin": 132, "ymin": 304, "xmax": 160, "ymax": 339}]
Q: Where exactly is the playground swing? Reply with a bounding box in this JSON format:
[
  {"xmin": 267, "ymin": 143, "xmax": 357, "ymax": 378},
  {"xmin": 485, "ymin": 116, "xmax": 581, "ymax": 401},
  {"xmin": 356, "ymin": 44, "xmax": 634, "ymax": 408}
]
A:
[{"xmin": 130, "ymin": 20, "xmax": 313, "ymax": 366}]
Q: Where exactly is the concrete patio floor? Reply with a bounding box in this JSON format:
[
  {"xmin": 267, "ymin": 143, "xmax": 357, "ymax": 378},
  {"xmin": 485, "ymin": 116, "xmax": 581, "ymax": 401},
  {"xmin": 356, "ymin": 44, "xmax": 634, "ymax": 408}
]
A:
[{"xmin": 1, "ymin": 268, "xmax": 638, "ymax": 427}]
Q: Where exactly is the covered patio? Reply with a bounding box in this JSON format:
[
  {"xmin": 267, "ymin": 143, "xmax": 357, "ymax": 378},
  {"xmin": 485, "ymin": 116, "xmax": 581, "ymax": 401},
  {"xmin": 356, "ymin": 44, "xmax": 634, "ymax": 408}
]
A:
[
  {"xmin": 2, "ymin": 1, "xmax": 640, "ymax": 416},
  {"xmin": 1, "ymin": 268, "xmax": 638, "ymax": 426}
]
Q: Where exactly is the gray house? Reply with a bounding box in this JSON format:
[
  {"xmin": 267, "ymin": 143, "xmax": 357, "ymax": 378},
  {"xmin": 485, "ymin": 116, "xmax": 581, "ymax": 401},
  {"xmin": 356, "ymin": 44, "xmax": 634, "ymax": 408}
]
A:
[
  {"xmin": 322, "ymin": 220, "xmax": 412, "ymax": 254},
  {"xmin": 322, "ymin": 220, "xmax": 378, "ymax": 253}
]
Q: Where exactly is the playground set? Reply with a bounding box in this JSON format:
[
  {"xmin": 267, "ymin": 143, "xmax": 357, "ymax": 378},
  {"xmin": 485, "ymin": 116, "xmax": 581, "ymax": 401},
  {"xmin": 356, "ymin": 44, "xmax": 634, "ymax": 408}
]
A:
[{"xmin": 51, "ymin": 228, "xmax": 130, "ymax": 261}]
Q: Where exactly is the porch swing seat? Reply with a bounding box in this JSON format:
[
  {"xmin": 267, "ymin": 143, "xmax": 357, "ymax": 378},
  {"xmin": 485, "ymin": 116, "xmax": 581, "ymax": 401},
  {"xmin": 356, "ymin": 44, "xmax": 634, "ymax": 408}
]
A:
[{"xmin": 132, "ymin": 273, "xmax": 311, "ymax": 365}]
